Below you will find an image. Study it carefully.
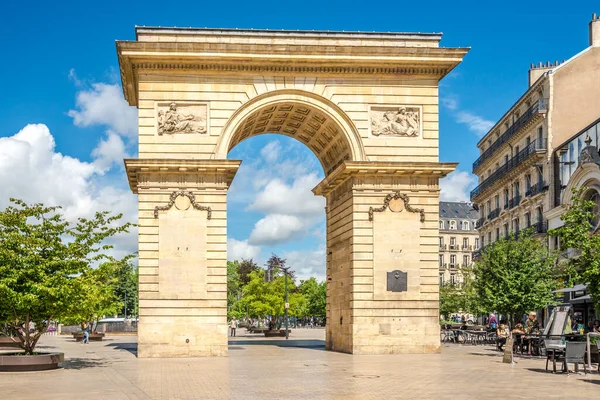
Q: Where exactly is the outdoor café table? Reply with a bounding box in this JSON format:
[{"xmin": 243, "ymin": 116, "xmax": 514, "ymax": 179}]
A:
[{"xmin": 523, "ymin": 334, "xmax": 542, "ymax": 356}]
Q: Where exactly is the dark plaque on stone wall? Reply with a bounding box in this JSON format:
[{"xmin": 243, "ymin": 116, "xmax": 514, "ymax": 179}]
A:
[{"xmin": 387, "ymin": 270, "xmax": 407, "ymax": 292}]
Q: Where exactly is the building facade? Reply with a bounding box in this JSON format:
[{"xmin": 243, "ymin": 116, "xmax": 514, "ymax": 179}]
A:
[
  {"xmin": 438, "ymin": 202, "xmax": 479, "ymax": 285},
  {"xmin": 472, "ymin": 15, "xmax": 600, "ymax": 256}
]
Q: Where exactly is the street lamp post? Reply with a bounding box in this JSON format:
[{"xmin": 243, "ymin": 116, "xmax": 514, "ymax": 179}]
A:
[{"xmin": 281, "ymin": 266, "xmax": 290, "ymax": 340}]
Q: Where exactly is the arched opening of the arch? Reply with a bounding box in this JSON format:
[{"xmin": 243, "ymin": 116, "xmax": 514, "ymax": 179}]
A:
[
  {"xmin": 223, "ymin": 99, "xmax": 357, "ymax": 353},
  {"xmin": 227, "ymin": 101, "xmax": 353, "ymax": 176}
]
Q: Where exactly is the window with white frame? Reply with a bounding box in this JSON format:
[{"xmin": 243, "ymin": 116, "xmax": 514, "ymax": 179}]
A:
[
  {"xmin": 463, "ymin": 221, "xmax": 470, "ymax": 230},
  {"xmin": 449, "ymin": 220, "xmax": 456, "ymax": 230},
  {"xmin": 440, "ymin": 220, "xmax": 444, "ymax": 229}
]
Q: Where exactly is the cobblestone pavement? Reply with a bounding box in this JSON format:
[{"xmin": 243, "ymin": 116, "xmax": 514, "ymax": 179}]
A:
[{"xmin": 1, "ymin": 329, "xmax": 599, "ymax": 399}]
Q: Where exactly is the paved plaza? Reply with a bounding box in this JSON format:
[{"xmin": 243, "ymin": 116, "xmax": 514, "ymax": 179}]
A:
[{"xmin": 1, "ymin": 329, "xmax": 599, "ymax": 399}]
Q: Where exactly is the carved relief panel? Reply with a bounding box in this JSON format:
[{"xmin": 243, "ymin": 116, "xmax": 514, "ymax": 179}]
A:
[
  {"xmin": 157, "ymin": 102, "xmax": 208, "ymax": 135},
  {"xmin": 370, "ymin": 106, "xmax": 421, "ymax": 137}
]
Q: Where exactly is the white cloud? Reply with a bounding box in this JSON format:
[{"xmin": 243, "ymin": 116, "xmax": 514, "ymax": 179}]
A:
[
  {"xmin": 440, "ymin": 170, "xmax": 477, "ymax": 202},
  {"xmin": 260, "ymin": 140, "xmax": 281, "ymax": 164},
  {"xmin": 284, "ymin": 245, "xmax": 326, "ymax": 282},
  {"xmin": 442, "ymin": 95, "xmax": 494, "ymax": 137},
  {"xmin": 0, "ymin": 124, "xmax": 137, "ymax": 259},
  {"xmin": 456, "ymin": 111, "xmax": 495, "ymax": 137},
  {"xmin": 248, "ymin": 214, "xmax": 306, "ymax": 245},
  {"xmin": 91, "ymin": 131, "xmax": 130, "ymax": 172},
  {"xmin": 227, "ymin": 238, "xmax": 261, "ymax": 261},
  {"xmin": 68, "ymin": 83, "xmax": 138, "ymax": 137},
  {"xmin": 248, "ymin": 173, "xmax": 324, "ymax": 217}
]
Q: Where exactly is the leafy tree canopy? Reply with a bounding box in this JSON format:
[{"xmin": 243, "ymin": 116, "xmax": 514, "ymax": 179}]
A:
[
  {"xmin": 549, "ymin": 187, "xmax": 600, "ymax": 314},
  {"xmin": 0, "ymin": 199, "xmax": 133, "ymax": 354},
  {"xmin": 472, "ymin": 229, "xmax": 558, "ymax": 324}
]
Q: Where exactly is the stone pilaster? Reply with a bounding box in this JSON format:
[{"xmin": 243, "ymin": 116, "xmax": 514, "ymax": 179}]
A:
[
  {"xmin": 125, "ymin": 159, "xmax": 240, "ymax": 357},
  {"xmin": 315, "ymin": 161, "xmax": 455, "ymax": 354}
]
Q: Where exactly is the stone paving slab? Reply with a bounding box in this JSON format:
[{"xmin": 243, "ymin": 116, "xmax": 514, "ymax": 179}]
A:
[{"xmin": 0, "ymin": 329, "xmax": 599, "ymax": 399}]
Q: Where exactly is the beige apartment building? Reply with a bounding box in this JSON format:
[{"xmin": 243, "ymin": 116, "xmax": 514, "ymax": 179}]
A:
[
  {"xmin": 438, "ymin": 202, "xmax": 479, "ymax": 285},
  {"xmin": 472, "ymin": 15, "xmax": 600, "ymax": 256}
]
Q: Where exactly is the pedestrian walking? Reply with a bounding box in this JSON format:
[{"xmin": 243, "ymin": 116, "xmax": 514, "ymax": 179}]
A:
[
  {"xmin": 229, "ymin": 317, "xmax": 237, "ymax": 337},
  {"xmin": 82, "ymin": 322, "xmax": 90, "ymax": 344}
]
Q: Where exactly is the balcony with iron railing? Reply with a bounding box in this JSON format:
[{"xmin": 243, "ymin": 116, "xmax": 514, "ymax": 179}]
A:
[
  {"xmin": 476, "ymin": 217, "xmax": 485, "ymax": 229},
  {"xmin": 525, "ymin": 181, "xmax": 548, "ymax": 198},
  {"xmin": 470, "ymin": 138, "xmax": 547, "ymax": 201},
  {"xmin": 527, "ymin": 220, "xmax": 548, "ymax": 234},
  {"xmin": 449, "ymin": 244, "xmax": 459, "ymax": 251},
  {"xmin": 439, "ymin": 244, "xmax": 447, "ymax": 250},
  {"xmin": 508, "ymin": 195, "xmax": 522, "ymax": 209},
  {"xmin": 488, "ymin": 208, "xmax": 500, "ymax": 221},
  {"xmin": 461, "ymin": 245, "xmax": 473, "ymax": 251},
  {"xmin": 472, "ymin": 99, "xmax": 548, "ymax": 173}
]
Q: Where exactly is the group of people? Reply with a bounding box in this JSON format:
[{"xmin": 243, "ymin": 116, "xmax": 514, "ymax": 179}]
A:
[{"xmin": 495, "ymin": 312, "xmax": 541, "ymax": 354}]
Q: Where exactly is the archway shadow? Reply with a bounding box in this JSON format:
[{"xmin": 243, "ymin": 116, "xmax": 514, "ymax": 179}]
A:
[
  {"xmin": 105, "ymin": 342, "xmax": 138, "ymax": 357},
  {"xmin": 228, "ymin": 338, "xmax": 326, "ymax": 351}
]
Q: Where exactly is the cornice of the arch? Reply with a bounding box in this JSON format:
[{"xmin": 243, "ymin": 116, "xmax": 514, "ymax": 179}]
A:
[{"xmin": 214, "ymin": 89, "xmax": 366, "ymax": 165}]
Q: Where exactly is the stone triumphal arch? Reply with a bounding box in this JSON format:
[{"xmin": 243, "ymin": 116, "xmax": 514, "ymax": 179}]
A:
[{"xmin": 119, "ymin": 27, "xmax": 467, "ymax": 358}]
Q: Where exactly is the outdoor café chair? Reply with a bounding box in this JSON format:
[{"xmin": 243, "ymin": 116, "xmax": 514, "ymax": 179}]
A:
[
  {"xmin": 563, "ymin": 341, "xmax": 587, "ymax": 375},
  {"xmin": 544, "ymin": 338, "xmax": 564, "ymax": 373}
]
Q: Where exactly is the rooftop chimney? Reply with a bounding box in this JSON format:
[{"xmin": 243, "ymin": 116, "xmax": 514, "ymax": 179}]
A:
[
  {"xmin": 590, "ymin": 13, "xmax": 600, "ymax": 47},
  {"xmin": 528, "ymin": 62, "xmax": 552, "ymax": 87}
]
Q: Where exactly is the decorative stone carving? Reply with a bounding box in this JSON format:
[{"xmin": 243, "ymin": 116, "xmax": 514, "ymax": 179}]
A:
[
  {"xmin": 158, "ymin": 102, "xmax": 207, "ymax": 135},
  {"xmin": 154, "ymin": 190, "xmax": 212, "ymax": 219},
  {"xmin": 371, "ymin": 107, "xmax": 420, "ymax": 137},
  {"xmin": 579, "ymin": 135, "xmax": 600, "ymax": 165},
  {"xmin": 387, "ymin": 270, "xmax": 408, "ymax": 292},
  {"xmin": 369, "ymin": 192, "xmax": 425, "ymax": 222}
]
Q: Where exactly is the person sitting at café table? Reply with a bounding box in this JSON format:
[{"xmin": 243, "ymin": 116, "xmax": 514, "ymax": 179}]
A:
[
  {"xmin": 586, "ymin": 321, "xmax": 595, "ymax": 333},
  {"xmin": 524, "ymin": 312, "xmax": 537, "ymax": 333},
  {"xmin": 512, "ymin": 323, "xmax": 525, "ymax": 334},
  {"xmin": 595, "ymin": 320, "xmax": 600, "ymax": 333},
  {"xmin": 497, "ymin": 323, "xmax": 509, "ymax": 351}
]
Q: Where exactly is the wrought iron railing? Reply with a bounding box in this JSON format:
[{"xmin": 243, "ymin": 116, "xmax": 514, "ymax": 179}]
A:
[
  {"xmin": 470, "ymin": 138, "xmax": 547, "ymax": 201},
  {"xmin": 476, "ymin": 218, "xmax": 485, "ymax": 228},
  {"xmin": 473, "ymin": 99, "xmax": 548, "ymax": 172},
  {"xmin": 509, "ymin": 195, "xmax": 522, "ymax": 209},
  {"xmin": 488, "ymin": 208, "xmax": 500, "ymax": 221},
  {"xmin": 525, "ymin": 181, "xmax": 548, "ymax": 198},
  {"xmin": 531, "ymin": 221, "xmax": 548, "ymax": 234}
]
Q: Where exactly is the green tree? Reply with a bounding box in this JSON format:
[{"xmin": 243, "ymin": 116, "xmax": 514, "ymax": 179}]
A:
[
  {"xmin": 299, "ymin": 277, "xmax": 326, "ymax": 319},
  {"xmin": 62, "ymin": 262, "xmax": 122, "ymax": 332},
  {"xmin": 0, "ymin": 199, "xmax": 133, "ymax": 354},
  {"xmin": 227, "ymin": 260, "xmax": 241, "ymax": 312},
  {"xmin": 114, "ymin": 258, "xmax": 137, "ymax": 318},
  {"xmin": 237, "ymin": 258, "xmax": 259, "ymax": 285},
  {"xmin": 239, "ymin": 270, "xmax": 306, "ymax": 325},
  {"xmin": 439, "ymin": 282, "xmax": 463, "ymax": 319},
  {"xmin": 549, "ymin": 187, "xmax": 600, "ymax": 314},
  {"xmin": 472, "ymin": 229, "xmax": 558, "ymax": 325}
]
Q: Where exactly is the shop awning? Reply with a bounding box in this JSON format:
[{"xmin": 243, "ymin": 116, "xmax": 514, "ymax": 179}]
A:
[{"xmin": 552, "ymin": 283, "xmax": 588, "ymax": 293}]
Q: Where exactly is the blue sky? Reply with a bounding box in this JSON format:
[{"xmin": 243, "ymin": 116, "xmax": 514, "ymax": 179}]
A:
[{"xmin": 0, "ymin": 2, "xmax": 597, "ymax": 279}]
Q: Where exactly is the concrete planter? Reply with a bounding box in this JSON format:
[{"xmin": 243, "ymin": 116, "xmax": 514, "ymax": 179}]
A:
[
  {"xmin": 72, "ymin": 332, "xmax": 105, "ymax": 342},
  {"xmin": 0, "ymin": 352, "xmax": 64, "ymax": 372},
  {"xmin": 0, "ymin": 337, "xmax": 23, "ymax": 349}
]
